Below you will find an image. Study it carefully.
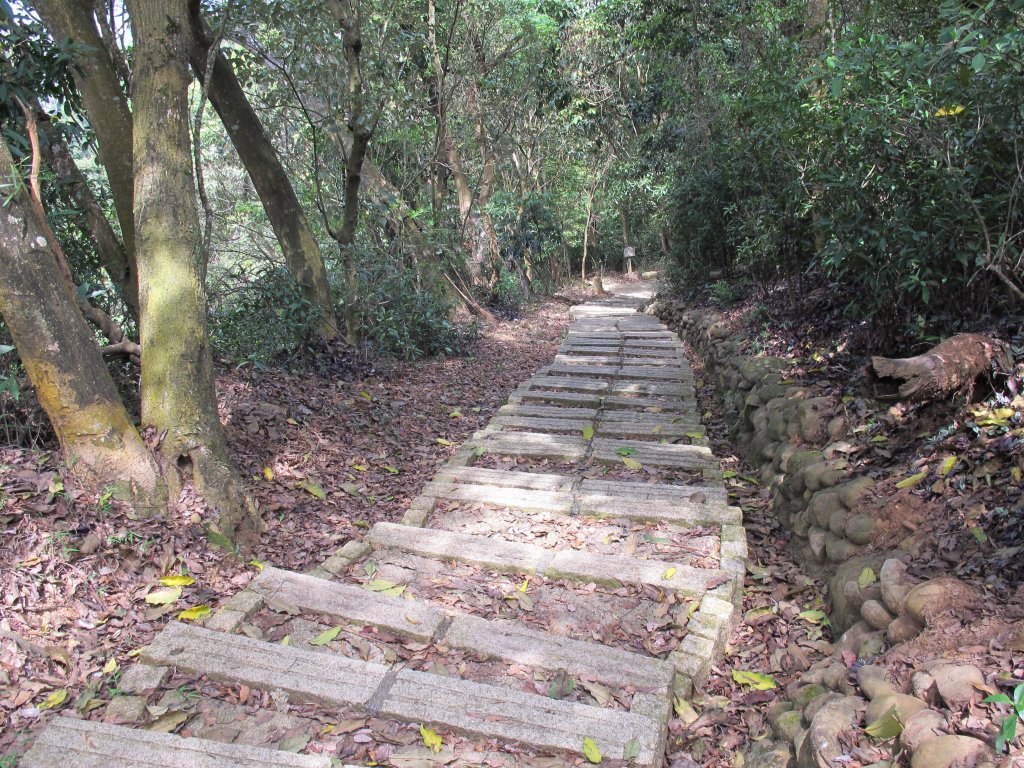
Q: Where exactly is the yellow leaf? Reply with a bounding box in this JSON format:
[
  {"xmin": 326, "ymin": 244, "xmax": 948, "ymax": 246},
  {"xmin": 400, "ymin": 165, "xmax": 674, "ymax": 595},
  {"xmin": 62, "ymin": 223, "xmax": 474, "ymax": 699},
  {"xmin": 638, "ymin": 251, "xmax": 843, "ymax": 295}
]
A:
[
  {"xmin": 582, "ymin": 425, "xmax": 595, "ymax": 441},
  {"xmin": 1012, "ymin": 467, "xmax": 1023, "ymax": 484},
  {"xmin": 940, "ymin": 456, "xmax": 958, "ymax": 476},
  {"xmin": 383, "ymin": 465, "xmax": 400, "ymax": 475},
  {"xmin": 518, "ymin": 579, "xmax": 529, "ymax": 593},
  {"xmin": 582, "ymin": 737, "xmax": 602, "ymax": 764},
  {"xmin": 662, "ymin": 567, "xmax": 677, "ymax": 580},
  {"xmin": 159, "ymin": 575, "xmax": 195, "ymax": 587},
  {"xmin": 934, "ymin": 104, "xmax": 966, "ymax": 117},
  {"xmin": 299, "ymin": 481, "xmax": 327, "ymax": 498},
  {"xmin": 731, "ymin": 669, "xmax": 777, "ymax": 690},
  {"xmin": 39, "ymin": 688, "xmax": 68, "ymax": 710},
  {"xmin": 262, "ymin": 467, "xmax": 274, "ymax": 481},
  {"xmin": 178, "ymin": 605, "xmax": 211, "ymax": 621},
  {"xmin": 673, "ymin": 696, "xmax": 699, "ymax": 725},
  {"xmin": 436, "ymin": 438, "xmax": 453, "ymax": 446},
  {"xmin": 145, "ymin": 586, "xmax": 182, "ymax": 605},
  {"xmin": 449, "ymin": 409, "xmax": 463, "ymax": 418},
  {"xmin": 858, "ymin": 567, "xmax": 876, "ymax": 589},
  {"xmin": 280, "ymin": 635, "xmax": 290, "ymax": 646},
  {"xmin": 685, "ymin": 432, "xmax": 704, "ymax": 439},
  {"xmin": 622, "ymin": 457, "xmax": 643, "ymax": 471},
  {"xmin": 420, "ymin": 724, "xmax": 443, "ymax": 753},
  {"xmin": 309, "ymin": 626, "xmax": 342, "ymax": 646},
  {"xmin": 102, "ymin": 658, "xmax": 118, "ymax": 675},
  {"xmin": 359, "ymin": 390, "xmax": 372, "ymax": 401},
  {"xmin": 248, "ymin": 559, "xmax": 265, "ymax": 571},
  {"xmin": 895, "ymin": 470, "xmax": 928, "ymax": 489}
]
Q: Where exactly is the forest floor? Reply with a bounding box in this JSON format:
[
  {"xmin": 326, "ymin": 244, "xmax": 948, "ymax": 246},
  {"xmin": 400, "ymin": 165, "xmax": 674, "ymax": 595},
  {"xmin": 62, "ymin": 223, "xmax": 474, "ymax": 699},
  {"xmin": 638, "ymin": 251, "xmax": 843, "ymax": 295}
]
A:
[
  {"xmin": 2, "ymin": 274, "xmax": 1022, "ymax": 765},
  {"xmin": 0, "ymin": 283, "xmax": 595, "ymax": 758}
]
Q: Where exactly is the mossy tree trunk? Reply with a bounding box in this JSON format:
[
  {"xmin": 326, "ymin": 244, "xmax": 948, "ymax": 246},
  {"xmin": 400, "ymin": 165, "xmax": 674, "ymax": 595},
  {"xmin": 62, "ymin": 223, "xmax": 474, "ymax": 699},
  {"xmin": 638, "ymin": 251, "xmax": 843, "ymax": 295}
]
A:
[
  {"xmin": 187, "ymin": 1, "xmax": 339, "ymax": 343},
  {"xmin": 32, "ymin": 0, "xmax": 138, "ymax": 315},
  {"xmin": 127, "ymin": 0, "xmax": 263, "ymax": 545},
  {"xmin": 0, "ymin": 142, "xmax": 164, "ymax": 511}
]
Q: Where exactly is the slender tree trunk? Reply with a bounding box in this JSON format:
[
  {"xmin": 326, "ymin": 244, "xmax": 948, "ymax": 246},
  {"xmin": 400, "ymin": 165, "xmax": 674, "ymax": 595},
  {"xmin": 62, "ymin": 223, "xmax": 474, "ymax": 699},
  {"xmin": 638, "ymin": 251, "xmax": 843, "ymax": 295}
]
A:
[
  {"xmin": 29, "ymin": 100, "xmax": 140, "ymax": 319},
  {"xmin": 0, "ymin": 142, "xmax": 164, "ymax": 511},
  {"xmin": 32, "ymin": 0, "xmax": 137, "ymax": 293},
  {"xmin": 127, "ymin": 0, "xmax": 263, "ymax": 545},
  {"xmin": 324, "ymin": 0, "xmax": 372, "ymax": 345},
  {"xmin": 187, "ymin": 1, "xmax": 339, "ymax": 342}
]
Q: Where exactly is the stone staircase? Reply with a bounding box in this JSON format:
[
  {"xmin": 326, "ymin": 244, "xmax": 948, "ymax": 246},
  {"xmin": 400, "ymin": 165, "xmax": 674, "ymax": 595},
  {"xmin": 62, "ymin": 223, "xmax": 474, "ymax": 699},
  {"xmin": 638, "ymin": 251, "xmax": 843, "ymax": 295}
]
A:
[{"xmin": 23, "ymin": 285, "xmax": 745, "ymax": 768}]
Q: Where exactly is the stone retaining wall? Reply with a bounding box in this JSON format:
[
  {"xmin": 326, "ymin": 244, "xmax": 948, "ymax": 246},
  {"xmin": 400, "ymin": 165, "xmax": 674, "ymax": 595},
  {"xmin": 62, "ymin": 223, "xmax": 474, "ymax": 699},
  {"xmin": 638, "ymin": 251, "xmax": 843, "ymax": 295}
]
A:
[{"xmin": 655, "ymin": 300, "xmax": 1001, "ymax": 768}]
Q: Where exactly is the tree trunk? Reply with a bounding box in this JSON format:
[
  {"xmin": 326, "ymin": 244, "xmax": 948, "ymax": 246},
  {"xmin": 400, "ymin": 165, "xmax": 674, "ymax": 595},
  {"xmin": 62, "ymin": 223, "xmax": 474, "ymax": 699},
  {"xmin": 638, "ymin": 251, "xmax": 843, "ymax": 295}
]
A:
[
  {"xmin": 426, "ymin": 0, "xmax": 478, "ymax": 284},
  {"xmin": 32, "ymin": 0, "xmax": 137, "ymax": 292},
  {"xmin": 127, "ymin": 0, "xmax": 263, "ymax": 545},
  {"xmin": 30, "ymin": 100, "xmax": 140, "ymax": 320},
  {"xmin": 187, "ymin": 1, "xmax": 339, "ymax": 342},
  {"xmin": 324, "ymin": 0, "xmax": 372, "ymax": 345},
  {"xmin": 868, "ymin": 333, "xmax": 1010, "ymax": 401},
  {"xmin": 0, "ymin": 142, "xmax": 164, "ymax": 511}
]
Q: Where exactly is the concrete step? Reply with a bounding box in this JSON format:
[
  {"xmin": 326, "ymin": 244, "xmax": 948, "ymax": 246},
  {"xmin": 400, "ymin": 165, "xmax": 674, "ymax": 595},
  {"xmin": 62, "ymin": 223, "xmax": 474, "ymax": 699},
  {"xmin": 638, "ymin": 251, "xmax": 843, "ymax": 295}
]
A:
[
  {"xmin": 545, "ymin": 365, "xmax": 692, "ymax": 382},
  {"xmin": 497, "ymin": 403, "xmax": 599, "ymax": 420},
  {"xmin": 368, "ymin": 522, "xmax": 725, "ymax": 596},
  {"xmin": 250, "ymin": 566, "xmax": 446, "ymax": 641},
  {"xmin": 579, "ymin": 492, "xmax": 741, "ymax": 527},
  {"xmin": 475, "ymin": 431, "xmax": 588, "ymax": 461},
  {"xmin": 144, "ymin": 621, "xmax": 388, "ymax": 708},
  {"xmin": 527, "ymin": 375, "xmax": 609, "ymax": 394},
  {"xmin": 491, "ymin": 415, "xmax": 592, "ymax": 434},
  {"xmin": 423, "ymin": 480, "xmax": 574, "ymax": 513},
  {"xmin": 595, "ymin": 422, "xmax": 702, "ymax": 441},
  {"xmin": 581, "ymin": 477, "xmax": 729, "ymax": 505},
  {"xmin": 249, "ymin": 568, "xmax": 675, "ymax": 695},
  {"xmin": 512, "ymin": 389, "xmax": 604, "ymax": 407},
  {"xmin": 20, "ymin": 717, "xmax": 332, "ymax": 768},
  {"xmin": 143, "ymin": 621, "xmax": 664, "ymax": 765},
  {"xmin": 434, "ymin": 466, "xmax": 573, "ymax": 491},
  {"xmin": 592, "ymin": 438, "xmax": 717, "ymax": 471}
]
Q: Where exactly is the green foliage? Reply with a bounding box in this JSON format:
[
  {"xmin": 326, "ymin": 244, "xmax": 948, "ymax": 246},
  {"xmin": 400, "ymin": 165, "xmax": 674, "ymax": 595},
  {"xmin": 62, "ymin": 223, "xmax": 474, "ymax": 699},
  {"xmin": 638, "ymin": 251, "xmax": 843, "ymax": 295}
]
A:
[
  {"xmin": 0, "ymin": 342, "xmax": 18, "ymax": 401},
  {"xmin": 360, "ymin": 263, "xmax": 477, "ymax": 360},
  {"xmin": 208, "ymin": 265, "xmax": 319, "ymax": 363},
  {"xmin": 648, "ymin": 0, "xmax": 1024, "ymax": 346},
  {"xmin": 984, "ymin": 683, "xmax": 1024, "ymax": 752}
]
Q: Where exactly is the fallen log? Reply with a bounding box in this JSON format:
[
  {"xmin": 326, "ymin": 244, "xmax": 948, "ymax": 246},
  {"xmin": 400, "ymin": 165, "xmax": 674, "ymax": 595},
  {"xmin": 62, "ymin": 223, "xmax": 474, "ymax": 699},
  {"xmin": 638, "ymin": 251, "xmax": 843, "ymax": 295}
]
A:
[{"xmin": 868, "ymin": 333, "xmax": 1010, "ymax": 401}]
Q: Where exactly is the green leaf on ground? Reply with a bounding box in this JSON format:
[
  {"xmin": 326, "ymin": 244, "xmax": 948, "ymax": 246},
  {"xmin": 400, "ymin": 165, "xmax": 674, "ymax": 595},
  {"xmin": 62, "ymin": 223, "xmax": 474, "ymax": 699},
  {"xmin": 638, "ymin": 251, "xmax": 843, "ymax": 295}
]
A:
[
  {"xmin": 582, "ymin": 737, "xmax": 602, "ymax": 764},
  {"xmin": 864, "ymin": 705, "xmax": 903, "ymax": 740},
  {"xmin": 895, "ymin": 470, "xmax": 928, "ymax": 489},
  {"xmin": 731, "ymin": 669, "xmax": 777, "ymax": 690},
  {"xmin": 858, "ymin": 567, "xmax": 877, "ymax": 589},
  {"xmin": 583, "ymin": 425, "xmax": 595, "ymax": 441},
  {"xmin": 622, "ymin": 737, "xmax": 642, "ymax": 761},
  {"xmin": 420, "ymin": 724, "xmax": 442, "ymax": 753},
  {"xmin": 309, "ymin": 626, "xmax": 342, "ymax": 646},
  {"xmin": 798, "ymin": 610, "xmax": 830, "ymax": 625},
  {"xmin": 299, "ymin": 481, "xmax": 327, "ymax": 499},
  {"xmin": 615, "ymin": 447, "xmax": 638, "ymax": 456},
  {"xmin": 39, "ymin": 688, "xmax": 68, "ymax": 710}
]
